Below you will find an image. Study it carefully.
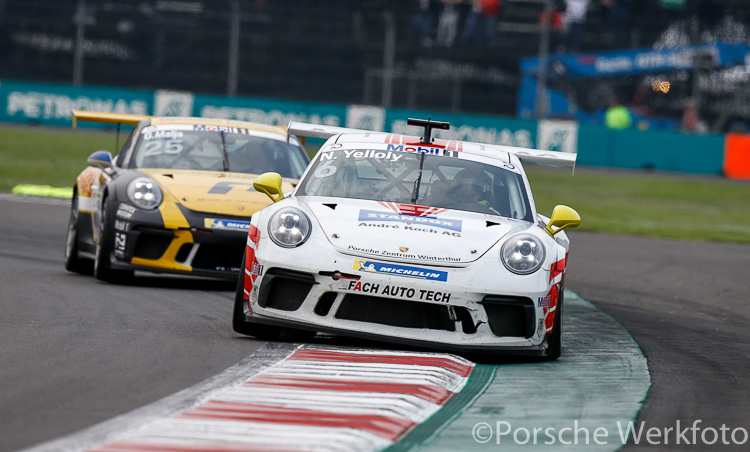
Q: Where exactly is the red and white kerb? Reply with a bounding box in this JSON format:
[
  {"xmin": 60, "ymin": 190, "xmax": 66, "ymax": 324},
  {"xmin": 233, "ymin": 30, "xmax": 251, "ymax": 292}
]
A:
[{"xmin": 88, "ymin": 347, "xmax": 474, "ymax": 452}]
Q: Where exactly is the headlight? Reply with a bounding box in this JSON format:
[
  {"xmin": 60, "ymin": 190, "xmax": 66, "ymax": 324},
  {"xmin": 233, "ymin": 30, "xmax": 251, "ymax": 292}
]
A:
[
  {"xmin": 268, "ymin": 207, "xmax": 311, "ymax": 248},
  {"xmin": 501, "ymin": 233, "xmax": 546, "ymax": 275},
  {"xmin": 126, "ymin": 177, "xmax": 163, "ymax": 210}
]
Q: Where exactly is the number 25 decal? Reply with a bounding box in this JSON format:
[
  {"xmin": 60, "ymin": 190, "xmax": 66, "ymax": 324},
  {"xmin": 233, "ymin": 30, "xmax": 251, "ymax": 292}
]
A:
[{"xmin": 142, "ymin": 140, "xmax": 184, "ymax": 156}]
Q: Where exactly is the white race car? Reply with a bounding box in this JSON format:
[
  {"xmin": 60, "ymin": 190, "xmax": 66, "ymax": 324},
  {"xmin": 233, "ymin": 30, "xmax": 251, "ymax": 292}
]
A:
[{"xmin": 233, "ymin": 118, "xmax": 580, "ymax": 359}]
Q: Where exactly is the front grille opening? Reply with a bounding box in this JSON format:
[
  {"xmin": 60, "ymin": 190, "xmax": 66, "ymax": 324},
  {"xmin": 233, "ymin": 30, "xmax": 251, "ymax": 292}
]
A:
[
  {"xmin": 335, "ymin": 294, "xmax": 456, "ymax": 332},
  {"xmin": 175, "ymin": 243, "xmax": 192, "ymax": 262},
  {"xmin": 315, "ymin": 292, "xmax": 337, "ymax": 316},
  {"xmin": 454, "ymin": 306, "xmax": 477, "ymax": 334},
  {"xmin": 480, "ymin": 296, "xmax": 535, "ymax": 338},
  {"xmin": 258, "ymin": 268, "xmax": 316, "ymax": 312},
  {"xmin": 192, "ymin": 244, "xmax": 243, "ymax": 271},
  {"xmin": 133, "ymin": 233, "xmax": 172, "ymax": 260}
]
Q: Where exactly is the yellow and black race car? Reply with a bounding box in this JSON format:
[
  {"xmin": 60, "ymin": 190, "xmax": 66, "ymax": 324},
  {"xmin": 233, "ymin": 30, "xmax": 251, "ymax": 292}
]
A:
[{"xmin": 64, "ymin": 111, "xmax": 310, "ymax": 282}]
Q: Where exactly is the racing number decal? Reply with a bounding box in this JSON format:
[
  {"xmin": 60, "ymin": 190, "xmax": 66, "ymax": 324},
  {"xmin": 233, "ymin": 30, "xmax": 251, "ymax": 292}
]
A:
[
  {"xmin": 114, "ymin": 232, "xmax": 127, "ymax": 258},
  {"xmin": 314, "ymin": 159, "xmax": 337, "ymax": 178},
  {"xmin": 140, "ymin": 129, "xmax": 185, "ymax": 157},
  {"xmin": 142, "ymin": 140, "xmax": 184, "ymax": 156}
]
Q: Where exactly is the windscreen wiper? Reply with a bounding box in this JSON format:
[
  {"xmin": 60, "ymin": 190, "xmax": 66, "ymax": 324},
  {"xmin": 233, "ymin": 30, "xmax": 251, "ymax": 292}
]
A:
[
  {"xmin": 410, "ymin": 151, "xmax": 427, "ymax": 203},
  {"xmin": 219, "ymin": 130, "xmax": 230, "ymax": 171},
  {"xmin": 407, "ymin": 117, "xmax": 450, "ymax": 204}
]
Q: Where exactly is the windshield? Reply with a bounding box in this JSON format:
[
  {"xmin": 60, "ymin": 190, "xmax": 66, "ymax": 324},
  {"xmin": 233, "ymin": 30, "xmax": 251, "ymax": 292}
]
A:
[
  {"xmin": 298, "ymin": 148, "xmax": 533, "ymax": 221},
  {"xmin": 131, "ymin": 125, "xmax": 309, "ymax": 179}
]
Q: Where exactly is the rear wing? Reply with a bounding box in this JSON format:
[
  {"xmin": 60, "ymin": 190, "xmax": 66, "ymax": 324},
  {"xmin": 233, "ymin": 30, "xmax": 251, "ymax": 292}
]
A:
[
  {"xmin": 287, "ymin": 122, "xmax": 370, "ymax": 141},
  {"xmin": 287, "ymin": 121, "xmax": 577, "ymax": 169},
  {"xmin": 72, "ymin": 110, "xmax": 151, "ymax": 128},
  {"xmin": 73, "ymin": 110, "xmax": 152, "ymax": 153}
]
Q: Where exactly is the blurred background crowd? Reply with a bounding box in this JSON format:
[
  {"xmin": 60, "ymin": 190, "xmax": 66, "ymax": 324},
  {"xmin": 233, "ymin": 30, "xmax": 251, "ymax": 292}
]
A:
[{"xmin": 1, "ymin": 0, "xmax": 749, "ymax": 133}]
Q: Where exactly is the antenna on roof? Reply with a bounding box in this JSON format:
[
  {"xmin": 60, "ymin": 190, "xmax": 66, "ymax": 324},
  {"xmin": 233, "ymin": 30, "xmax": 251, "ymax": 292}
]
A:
[{"xmin": 407, "ymin": 117, "xmax": 450, "ymax": 145}]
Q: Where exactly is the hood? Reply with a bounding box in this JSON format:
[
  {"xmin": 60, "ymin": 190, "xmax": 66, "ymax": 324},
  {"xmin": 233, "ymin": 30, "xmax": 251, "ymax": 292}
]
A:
[
  {"xmin": 301, "ymin": 198, "xmax": 528, "ymax": 265},
  {"xmin": 139, "ymin": 169, "xmax": 296, "ymax": 217}
]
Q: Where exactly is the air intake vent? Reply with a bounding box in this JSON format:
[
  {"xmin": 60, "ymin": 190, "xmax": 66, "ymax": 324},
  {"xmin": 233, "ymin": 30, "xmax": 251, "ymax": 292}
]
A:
[
  {"xmin": 479, "ymin": 296, "xmax": 535, "ymax": 338},
  {"xmin": 258, "ymin": 268, "xmax": 317, "ymax": 312}
]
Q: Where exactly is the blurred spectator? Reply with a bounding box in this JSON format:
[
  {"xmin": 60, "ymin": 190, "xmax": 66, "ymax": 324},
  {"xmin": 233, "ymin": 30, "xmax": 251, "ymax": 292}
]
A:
[
  {"xmin": 605, "ymin": 98, "xmax": 633, "ymax": 129},
  {"xmin": 414, "ymin": 0, "xmax": 439, "ymax": 46},
  {"xmin": 681, "ymin": 100, "xmax": 708, "ymax": 133},
  {"xmin": 562, "ymin": 0, "xmax": 590, "ymax": 52},
  {"xmin": 600, "ymin": 0, "xmax": 631, "ymax": 45},
  {"xmin": 436, "ymin": 0, "xmax": 461, "ymax": 47},
  {"xmin": 539, "ymin": 0, "xmax": 565, "ymax": 51},
  {"xmin": 628, "ymin": 84, "xmax": 652, "ymax": 116},
  {"xmin": 459, "ymin": 0, "xmax": 502, "ymax": 47},
  {"xmin": 628, "ymin": 84, "xmax": 653, "ymax": 130}
]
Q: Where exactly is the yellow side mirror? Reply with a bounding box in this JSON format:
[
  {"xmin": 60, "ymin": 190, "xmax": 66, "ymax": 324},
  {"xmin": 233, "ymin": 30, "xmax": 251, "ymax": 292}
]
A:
[
  {"xmin": 253, "ymin": 172, "xmax": 284, "ymax": 203},
  {"xmin": 545, "ymin": 205, "xmax": 581, "ymax": 236}
]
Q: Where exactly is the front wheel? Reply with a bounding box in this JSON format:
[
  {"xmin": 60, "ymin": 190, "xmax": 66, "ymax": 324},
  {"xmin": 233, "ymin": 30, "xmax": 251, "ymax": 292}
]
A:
[
  {"xmin": 64, "ymin": 192, "xmax": 91, "ymax": 274},
  {"xmin": 232, "ymin": 255, "xmax": 283, "ymax": 340},
  {"xmin": 93, "ymin": 197, "xmax": 133, "ymax": 283}
]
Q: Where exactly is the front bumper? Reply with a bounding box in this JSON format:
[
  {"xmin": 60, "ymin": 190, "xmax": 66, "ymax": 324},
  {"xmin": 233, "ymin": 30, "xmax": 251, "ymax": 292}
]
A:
[
  {"xmin": 243, "ymin": 234, "xmax": 559, "ymax": 353},
  {"xmin": 110, "ymin": 202, "xmax": 250, "ymax": 279}
]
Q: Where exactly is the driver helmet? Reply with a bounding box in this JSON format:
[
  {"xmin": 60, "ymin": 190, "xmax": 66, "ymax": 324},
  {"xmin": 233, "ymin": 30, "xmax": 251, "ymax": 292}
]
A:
[{"xmin": 452, "ymin": 168, "xmax": 493, "ymax": 204}]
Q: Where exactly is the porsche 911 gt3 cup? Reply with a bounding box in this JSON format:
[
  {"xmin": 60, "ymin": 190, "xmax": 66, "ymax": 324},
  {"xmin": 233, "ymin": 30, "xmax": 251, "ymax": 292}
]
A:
[
  {"xmin": 233, "ymin": 118, "xmax": 580, "ymax": 358},
  {"xmin": 64, "ymin": 111, "xmax": 309, "ymax": 282}
]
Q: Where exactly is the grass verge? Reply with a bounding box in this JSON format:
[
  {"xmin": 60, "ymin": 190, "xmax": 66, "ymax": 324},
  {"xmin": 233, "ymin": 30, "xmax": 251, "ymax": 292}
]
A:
[
  {"xmin": 2, "ymin": 124, "xmax": 749, "ymax": 243},
  {"xmin": 526, "ymin": 165, "xmax": 750, "ymax": 243},
  {"xmin": 0, "ymin": 124, "xmax": 118, "ymax": 191}
]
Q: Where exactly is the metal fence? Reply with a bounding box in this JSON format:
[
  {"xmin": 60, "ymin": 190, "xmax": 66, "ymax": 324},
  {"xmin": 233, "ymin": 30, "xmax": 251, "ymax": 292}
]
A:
[
  {"xmin": 0, "ymin": 0, "xmax": 522, "ymax": 116},
  {"xmin": 2, "ymin": 0, "xmax": 750, "ymax": 128}
]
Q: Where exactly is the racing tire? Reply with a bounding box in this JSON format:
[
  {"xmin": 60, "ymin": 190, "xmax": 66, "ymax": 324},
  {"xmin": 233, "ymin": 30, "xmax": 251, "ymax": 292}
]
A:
[
  {"xmin": 232, "ymin": 255, "xmax": 284, "ymax": 340},
  {"xmin": 64, "ymin": 191, "xmax": 92, "ymax": 274},
  {"xmin": 93, "ymin": 196, "xmax": 134, "ymax": 283},
  {"xmin": 544, "ymin": 285, "xmax": 564, "ymax": 360}
]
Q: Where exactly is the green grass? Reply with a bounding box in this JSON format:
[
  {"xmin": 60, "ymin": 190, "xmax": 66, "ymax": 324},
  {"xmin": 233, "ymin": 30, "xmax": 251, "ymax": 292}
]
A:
[
  {"xmin": 2, "ymin": 124, "xmax": 749, "ymax": 243},
  {"xmin": 526, "ymin": 166, "xmax": 750, "ymax": 243},
  {"xmin": 0, "ymin": 124, "xmax": 119, "ymax": 191}
]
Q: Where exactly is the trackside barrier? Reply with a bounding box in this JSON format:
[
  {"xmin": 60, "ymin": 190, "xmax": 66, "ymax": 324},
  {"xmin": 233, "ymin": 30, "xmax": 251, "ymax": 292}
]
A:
[
  {"xmin": 0, "ymin": 80, "xmax": 151, "ymax": 127},
  {"xmin": 577, "ymin": 125, "xmax": 726, "ymax": 175},
  {"xmin": 724, "ymin": 134, "xmax": 750, "ymax": 180},
  {"xmin": 0, "ymin": 79, "xmax": 744, "ymax": 178}
]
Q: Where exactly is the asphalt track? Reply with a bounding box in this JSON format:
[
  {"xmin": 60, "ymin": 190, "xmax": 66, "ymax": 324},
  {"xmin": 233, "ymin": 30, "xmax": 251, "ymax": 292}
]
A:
[
  {"xmin": 1, "ymin": 195, "xmax": 748, "ymax": 451},
  {"xmin": 566, "ymin": 233, "xmax": 750, "ymax": 451}
]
